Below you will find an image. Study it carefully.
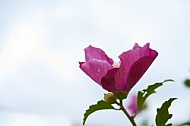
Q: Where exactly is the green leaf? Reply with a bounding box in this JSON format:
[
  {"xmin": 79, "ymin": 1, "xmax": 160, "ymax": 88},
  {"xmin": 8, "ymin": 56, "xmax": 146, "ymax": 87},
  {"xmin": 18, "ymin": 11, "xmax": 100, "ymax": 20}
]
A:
[
  {"xmin": 138, "ymin": 79, "xmax": 174, "ymax": 111},
  {"xmin": 83, "ymin": 100, "xmax": 115, "ymax": 125},
  {"xmin": 156, "ymin": 98, "xmax": 177, "ymax": 126},
  {"xmin": 184, "ymin": 79, "xmax": 190, "ymax": 87}
]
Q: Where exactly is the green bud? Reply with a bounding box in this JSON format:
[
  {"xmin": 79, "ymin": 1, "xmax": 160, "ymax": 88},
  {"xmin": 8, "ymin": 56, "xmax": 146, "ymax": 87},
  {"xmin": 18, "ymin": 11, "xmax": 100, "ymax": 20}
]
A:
[{"xmin": 104, "ymin": 92, "xmax": 116, "ymax": 104}]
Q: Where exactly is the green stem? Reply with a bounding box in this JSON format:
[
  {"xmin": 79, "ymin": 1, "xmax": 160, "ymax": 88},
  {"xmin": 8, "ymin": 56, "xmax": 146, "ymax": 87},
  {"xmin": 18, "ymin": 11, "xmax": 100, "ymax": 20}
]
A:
[{"xmin": 118, "ymin": 100, "xmax": 137, "ymax": 126}]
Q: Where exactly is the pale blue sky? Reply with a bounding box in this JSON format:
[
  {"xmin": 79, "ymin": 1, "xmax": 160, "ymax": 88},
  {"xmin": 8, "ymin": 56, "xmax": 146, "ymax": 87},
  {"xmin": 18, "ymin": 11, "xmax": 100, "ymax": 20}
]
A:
[{"xmin": 0, "ymin": 0, "xmax": 190, "ymax": 126}]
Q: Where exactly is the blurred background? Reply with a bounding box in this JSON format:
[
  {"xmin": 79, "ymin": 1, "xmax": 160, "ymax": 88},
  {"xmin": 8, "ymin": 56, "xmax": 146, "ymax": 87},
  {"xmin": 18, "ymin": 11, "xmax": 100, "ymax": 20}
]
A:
[{"xmin": 0, "ymin": 0, "xmax": 190, "ymax": 125}]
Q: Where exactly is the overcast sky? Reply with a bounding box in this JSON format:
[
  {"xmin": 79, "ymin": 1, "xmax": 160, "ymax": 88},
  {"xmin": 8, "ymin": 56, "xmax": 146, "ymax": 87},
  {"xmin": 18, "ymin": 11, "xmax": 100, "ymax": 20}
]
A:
[{"xmin": 0, "ymin": 0, "xmax": 190, "ymax": 126}]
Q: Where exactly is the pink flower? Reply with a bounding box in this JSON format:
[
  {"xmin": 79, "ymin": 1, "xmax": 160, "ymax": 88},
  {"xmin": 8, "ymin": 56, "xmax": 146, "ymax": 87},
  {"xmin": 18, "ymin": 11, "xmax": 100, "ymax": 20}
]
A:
[
  {"xmin": 127, "ymin": 94, "xmax": 138, "ymax": 115},
  {"xmin": 79, "ymin": 43, "xmax": 158, "ymax": 92}
]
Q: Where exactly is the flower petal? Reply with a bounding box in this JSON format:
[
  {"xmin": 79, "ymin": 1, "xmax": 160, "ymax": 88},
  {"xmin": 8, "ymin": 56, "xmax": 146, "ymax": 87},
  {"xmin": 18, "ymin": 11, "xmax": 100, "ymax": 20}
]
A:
[
  {"xmin": 101, "ymin": 68, "xmax": 118, "ymax": 92},
  {"xmin": 79, "ymin": 59, "xmax": 112, "ymax": 85},
  {"xmin": 84, "ymin": 45, "xmax": 114, "ymax": 65},
  {"xmin": 127, "ymin": 94, "xmax": 138, "ymax": 115},
  {"xmin": 125, "ymin": 56, "xmax": 157, "ymax": 91},
  {"xmin": 110, "ymin": 64, "xmax": 128, "ymax": 92},
  {"xmin": 116, "ymin": 43, "xmax": 158, "ymax": 92}
]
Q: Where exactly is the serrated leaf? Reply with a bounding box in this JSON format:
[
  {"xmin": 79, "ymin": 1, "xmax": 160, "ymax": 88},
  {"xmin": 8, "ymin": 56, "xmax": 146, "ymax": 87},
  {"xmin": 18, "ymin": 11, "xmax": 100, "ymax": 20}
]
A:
[
  {"xmin": 83, "ymin": 100, "xmax": 115, "ymax": 125},
  {"xmin": 156, "ymin": 98, "xmax": 177, "ymax": 126},
  {"xmin": 137, "ymin": 79, "xmax": 174, "ymax": 111}
]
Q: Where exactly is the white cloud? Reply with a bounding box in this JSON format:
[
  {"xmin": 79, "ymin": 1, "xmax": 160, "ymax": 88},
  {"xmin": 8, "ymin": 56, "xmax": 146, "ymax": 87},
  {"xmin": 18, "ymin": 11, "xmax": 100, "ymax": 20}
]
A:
[
  {"xmin": 52, "ymin": 5, "xmax": 75, "ymax": 21},
  {"xmin": 0, "ymin": 23, "xmax": 76, "ymax": 82},
  {"xmin": 0, "ymin": 111, "xmax": 71, "ymax": 126},
  {"xmin": 0, "ymin": 24, "xmax": 44, "ymax": 81}
]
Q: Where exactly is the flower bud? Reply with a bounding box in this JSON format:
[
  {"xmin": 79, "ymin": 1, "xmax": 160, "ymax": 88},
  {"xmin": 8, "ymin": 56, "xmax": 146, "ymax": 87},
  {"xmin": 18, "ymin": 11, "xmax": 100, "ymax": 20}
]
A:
[{"xmin": 104, "ymin": 92, "xmax": 116, "ymax": 104}]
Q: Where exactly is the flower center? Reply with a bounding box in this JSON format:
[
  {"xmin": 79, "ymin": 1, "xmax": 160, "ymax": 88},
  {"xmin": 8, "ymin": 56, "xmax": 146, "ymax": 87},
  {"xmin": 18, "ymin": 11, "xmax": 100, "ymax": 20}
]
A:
[{"xmin": 112, "ymin": 62, "xmax": 120, "ymax": 68}]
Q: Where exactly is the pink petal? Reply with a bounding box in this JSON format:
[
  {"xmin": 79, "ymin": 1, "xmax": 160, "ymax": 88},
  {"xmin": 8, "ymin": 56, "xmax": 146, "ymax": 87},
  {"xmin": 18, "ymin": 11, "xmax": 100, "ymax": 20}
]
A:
[
  {"xmin": 79, "ymin": 59, "xmax": 112, "ymax": 85},
  {"xmin": 127, "ymin": 94, "xmax": 138, "ymax": 115},
  {"xmin": 125, "ymin": 56, "xmax": 156, "ymax": 91},
  {"xmin": 101, "ymin": 68, "xmax": 118, "ymax": 92},
  {"xmin": 110, "ymin": 64, "xmax": 128, "ymax": 91},
  {"xmin": 117, "ymin": 43, "xmax": 158, "ymax": 92},
  {"xmin": 84, "ymin": 45, "xmax": 114, "ymax": 65}
]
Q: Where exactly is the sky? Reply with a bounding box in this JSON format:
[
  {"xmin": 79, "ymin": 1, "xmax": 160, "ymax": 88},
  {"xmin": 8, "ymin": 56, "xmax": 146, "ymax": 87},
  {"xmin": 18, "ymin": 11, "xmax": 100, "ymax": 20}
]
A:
[{"xmin": 0, "ymin": 0, "xmax": 190, "ymax": 126}]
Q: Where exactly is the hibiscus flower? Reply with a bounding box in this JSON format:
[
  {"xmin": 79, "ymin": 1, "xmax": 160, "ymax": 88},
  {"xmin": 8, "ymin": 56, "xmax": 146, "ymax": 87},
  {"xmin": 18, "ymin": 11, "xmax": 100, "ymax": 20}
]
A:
[{"xmin": 79, "ymin": 43, "xmax": 158, "ymax": 93}]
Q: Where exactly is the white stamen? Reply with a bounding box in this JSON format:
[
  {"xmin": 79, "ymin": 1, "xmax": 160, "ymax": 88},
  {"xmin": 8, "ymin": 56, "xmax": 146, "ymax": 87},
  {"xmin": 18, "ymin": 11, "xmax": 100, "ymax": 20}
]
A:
[{"xmin": 112, "ymin": 62, "xmax": 120, "ymax": 68}]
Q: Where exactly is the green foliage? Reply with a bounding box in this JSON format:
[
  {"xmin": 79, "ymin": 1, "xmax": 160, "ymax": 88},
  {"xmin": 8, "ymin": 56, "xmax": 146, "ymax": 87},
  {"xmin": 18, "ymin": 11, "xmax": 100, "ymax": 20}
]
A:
[
  {"xmin": 156, "ymin": 98, "xmax": 177, "ymax": 126},
  {"xmin": 137, "ymin": 79, "xmax": 174, "ymax": 111},
  {"xmin": 114, "ymin": 92, "xmax": 128, "ymax": 100},
  {"xmin": 184, "ymin": 79, "xmax": 190, "ymax": 87},
  {"xmin": 177, "ymin": 121, "xmax": 190, "ymax": 126},
  {"xmin": 83, "ymin": 100, "xmax": 115, "ymax": 125}
]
